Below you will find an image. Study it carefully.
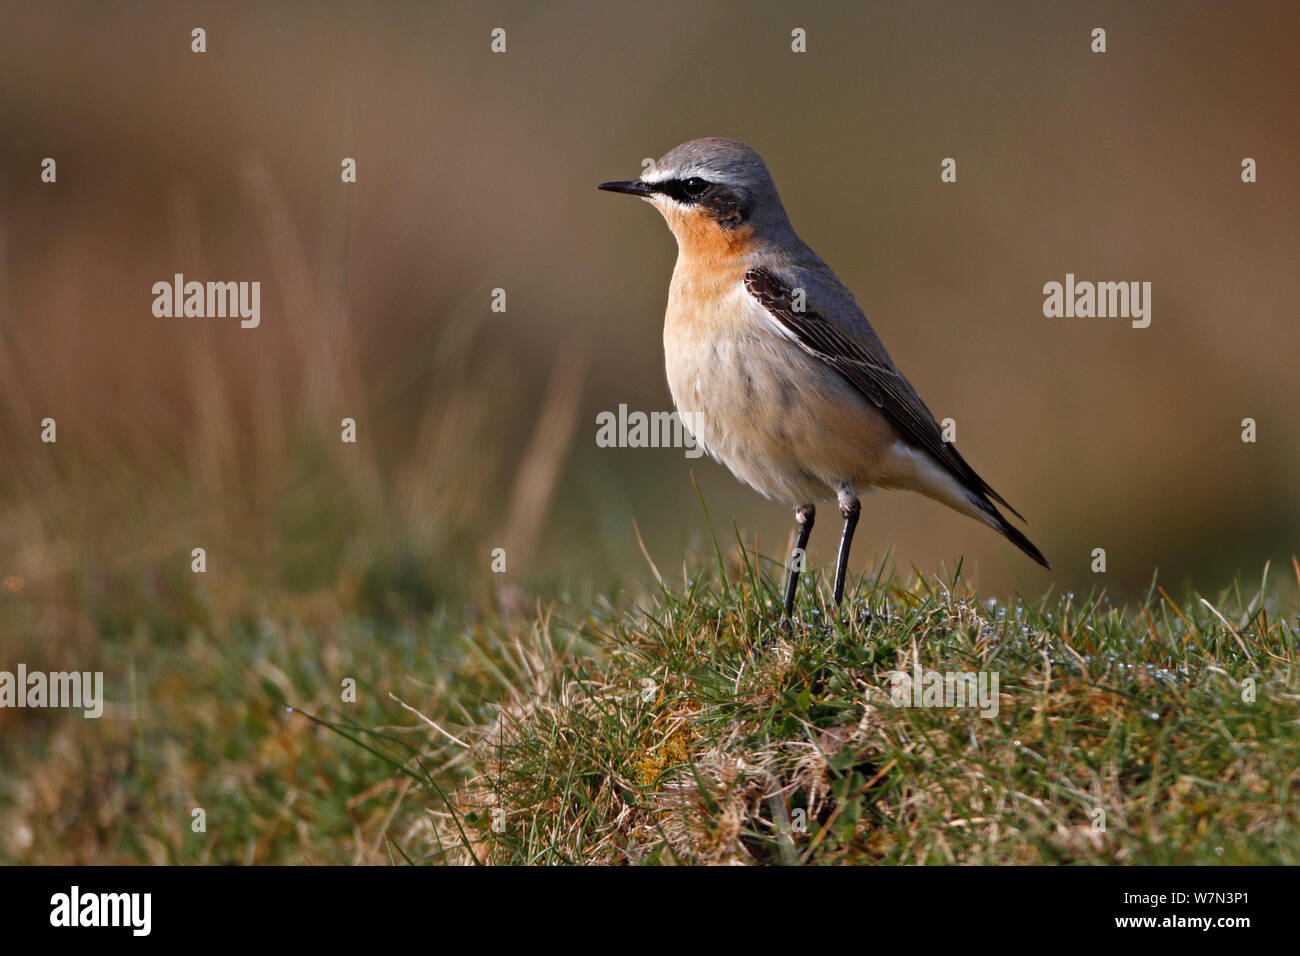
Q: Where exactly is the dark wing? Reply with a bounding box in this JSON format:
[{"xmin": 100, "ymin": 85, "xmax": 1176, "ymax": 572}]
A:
[{"xmin": 744, "ymin": 266, "xmax": 1026, "ymax": 522}]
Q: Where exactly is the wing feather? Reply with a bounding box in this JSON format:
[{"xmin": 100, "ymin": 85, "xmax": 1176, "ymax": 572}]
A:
[{"xmin": 743, "ymin": 266, "xmax": 1026, "ymax": 522}]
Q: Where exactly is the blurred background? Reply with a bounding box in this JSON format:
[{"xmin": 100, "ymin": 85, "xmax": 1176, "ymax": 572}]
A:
[{"xmin": 0, "ymin": 0, "xmax": 1297, "ymax": 861}]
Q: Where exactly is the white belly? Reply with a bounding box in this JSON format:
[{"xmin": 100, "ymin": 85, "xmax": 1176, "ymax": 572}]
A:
[{"xmin": 663, "ymin": 281, "xmax": 898, "ymax": 505}]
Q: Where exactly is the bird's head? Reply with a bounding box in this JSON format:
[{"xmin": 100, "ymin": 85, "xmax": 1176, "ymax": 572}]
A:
[{"xmin": 598, "ymin": 137, "xmax": 792, "ymax": 258}]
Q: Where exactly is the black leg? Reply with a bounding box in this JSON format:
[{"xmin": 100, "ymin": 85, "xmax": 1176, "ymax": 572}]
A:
[
  {"xmin": 832, "ymin": 490, "xmax": 860, "ymax": 607},
  {"xmin": 782, "ymin": 502, "xmax": 815, "ymax": 619}
]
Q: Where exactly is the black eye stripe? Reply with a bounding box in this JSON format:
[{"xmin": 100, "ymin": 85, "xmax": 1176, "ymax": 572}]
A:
[{"xmin": 653, "ymin": 178, "xmax": 711, "ymax": 203}]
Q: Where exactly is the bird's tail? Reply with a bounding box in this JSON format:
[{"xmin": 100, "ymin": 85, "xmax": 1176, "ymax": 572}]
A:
[{"xmin": 973, "ymin": 499, "xmax": 1051, "ymax": 570}]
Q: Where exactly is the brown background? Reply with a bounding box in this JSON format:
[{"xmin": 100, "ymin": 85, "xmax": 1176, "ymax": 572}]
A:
[{"xmin": 2, "ymin": 0, "xmax": 1297, "ymax": 637}]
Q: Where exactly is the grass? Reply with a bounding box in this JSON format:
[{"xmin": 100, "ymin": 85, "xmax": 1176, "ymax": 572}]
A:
[
  {"xmin": 0, "ymin": 591, "xmax": 458, "ymax": 864},
  {"xmin": 0, "ymin": 156, "xmax": 587, "ymax": 864},
  {"xmin": 419, "ymin": 550, "xmax": 1300, "ymax": 865},
  {"xmin": 4, "ymin": 536, "xmax": 1297, "ymax": 865}
]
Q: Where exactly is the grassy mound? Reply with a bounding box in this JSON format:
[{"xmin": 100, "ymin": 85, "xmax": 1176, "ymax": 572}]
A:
[{"xmin": 431, "ymin": 555, "xmax": 1300, "ymax": 865}]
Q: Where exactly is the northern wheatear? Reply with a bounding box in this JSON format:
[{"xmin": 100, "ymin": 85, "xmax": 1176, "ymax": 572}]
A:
[{"xmin": 599, "ymin": 138, "xmax": 1049, "ymax": 619}]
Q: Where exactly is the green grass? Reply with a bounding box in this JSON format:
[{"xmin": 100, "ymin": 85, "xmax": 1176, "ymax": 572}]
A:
[
  {"xmin": 424, "ymin": 552, "xmax": 1300, "ymax": 865},
  {"xmin": 4, "ymin": 543, "xmax": 1297, "ymax": 865},
  {"xmin": 0, "ymin": 591, "xmax": 460, "ymax": 864}
]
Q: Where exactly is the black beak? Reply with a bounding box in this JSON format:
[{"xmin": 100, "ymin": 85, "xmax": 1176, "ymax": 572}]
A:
[{"xmin": 597, "ymin": 179, "xmax": 653, "ymax": 197}]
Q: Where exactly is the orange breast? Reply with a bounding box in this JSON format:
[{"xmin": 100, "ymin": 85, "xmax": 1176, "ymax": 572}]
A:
[{"xmin": 662, "ymin": 206, "xmax": 756, "ymax": 270}]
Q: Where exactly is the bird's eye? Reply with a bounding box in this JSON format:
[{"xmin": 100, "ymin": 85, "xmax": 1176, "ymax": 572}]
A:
[{"xmin": 682, "ymin": 177, "xmax": 709, "ymax": 197}]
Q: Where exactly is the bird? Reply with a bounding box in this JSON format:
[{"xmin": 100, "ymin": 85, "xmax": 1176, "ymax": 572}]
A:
[{"xmin": 598, "ymin": 137, "xmax": 1049, "ymax": 620}]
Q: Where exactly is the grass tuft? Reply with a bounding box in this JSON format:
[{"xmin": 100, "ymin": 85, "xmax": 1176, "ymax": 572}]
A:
[{"xmin": 429, "ymin": 554, "xmax": 1300, "ymax": 865}]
